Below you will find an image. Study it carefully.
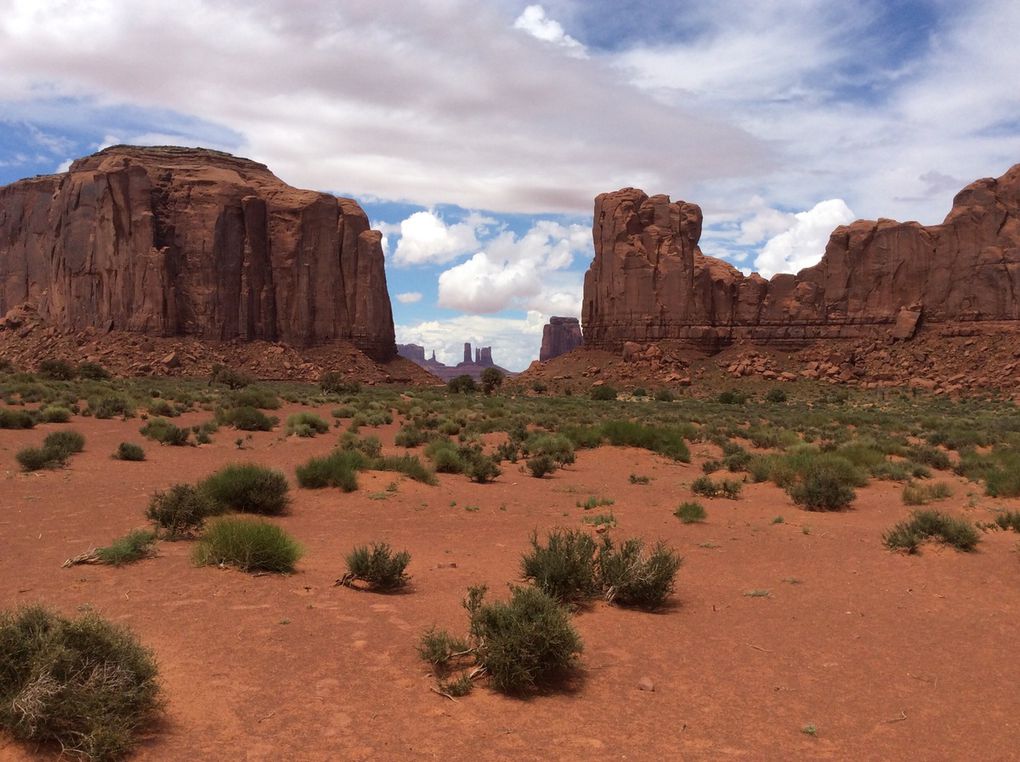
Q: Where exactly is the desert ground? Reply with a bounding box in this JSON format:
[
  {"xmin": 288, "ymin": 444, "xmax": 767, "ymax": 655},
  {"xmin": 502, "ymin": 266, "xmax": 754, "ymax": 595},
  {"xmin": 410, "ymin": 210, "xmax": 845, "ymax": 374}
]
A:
[{"xmin": 2, "ymin": 381, "xmax": 1019, "ymax": 761}]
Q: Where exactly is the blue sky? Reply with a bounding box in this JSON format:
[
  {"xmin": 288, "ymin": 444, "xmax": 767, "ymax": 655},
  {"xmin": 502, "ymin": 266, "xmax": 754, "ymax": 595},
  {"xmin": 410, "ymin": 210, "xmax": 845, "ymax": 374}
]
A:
[{"xmin": 1, "ymin": 1, "xmax": 1018, "ymax": 369}]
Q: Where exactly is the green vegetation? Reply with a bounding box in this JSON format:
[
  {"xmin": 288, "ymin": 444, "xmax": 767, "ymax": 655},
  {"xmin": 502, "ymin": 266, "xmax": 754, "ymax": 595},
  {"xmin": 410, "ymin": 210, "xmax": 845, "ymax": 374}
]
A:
[
  {"xmin": 0, "ymin": 606, "xmax": 161, "ymax": 761},
  {"xmin": 481, "ymin": 367, "xmax": 504, "ymax": 394},
  {"xmin": 0, "ymin": 408, "xmax": 35, "ymax": 429},
  {"xmin": 42, "ymin": 429, "xmax": 85, "ymax": 458},
  {"xmin": 521, "ymin": 529, "xmax": 599, "ymax": 603},
  {"xmin": 883, "ymin": 510, "xmax": 981, "ymax": 554},
  {"xmin": 674, "ymin": 501, "xmax": 707, "ymax": 524},
  {"xmin": 114, "ymin": 442, "xmax": 146, "ymax": 461},
  {"xmin": 200, "ymin": 463, "xmax": 290, "ymax": 515},
  {"xmin": 447, "ymin": 375, "xmax": 476, "ymax": 393},
  {"xmin": 219, "ymin": 405, "xmax": 277, "ymax": 431},
  {"xmin": 147, "ymin": 484, "xmax": 216, "ymax": 538},
  {"xmin": 296, "ymin": 450, "xmax": 364, "ymax": 491},
  {"xmin": 340, "ymin": 542, "xmax": 411, "ymax": 590},
  {"xmin": 140, "ymin": 417, "xmax": 190, "ymax": 445},
  {"xmin": 591, "ymin": 385, "xmax": 617, "ymax": 401},
  {"xmin": 96, "ymin": 529, "xmax": 158, "ymax": 566},
  {"xmin": 993, "ymin": 510, "xmax": 1020, "ymax": 532},
  {"xmin": 193, "ymin": 517, "xmax": 303, "ymax": 572},
  {"xmin": 285, "ymin": 411, "xmax": 330, "ymax": 437},
  {"xmin": 691, "ymin": 475, "xmax": 742, "ymax": 499},
  {"xmin": 596, "ymin": 537, "xmax": 682, "ymax": 608},
  {"xmin": 901, "ymin": 480, "xmax": 953, "ymax": 505},
  {"xmin": 600, "ymin": 420, "xmax": 690, "ymax": 462}
]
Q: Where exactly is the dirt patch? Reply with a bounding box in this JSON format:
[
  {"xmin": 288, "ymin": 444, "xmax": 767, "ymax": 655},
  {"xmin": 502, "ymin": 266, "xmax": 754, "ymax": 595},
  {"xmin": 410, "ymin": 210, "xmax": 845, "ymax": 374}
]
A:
[{"xmin": 2, "ymin": 407, "xmax": 1019, "ymax": 759}]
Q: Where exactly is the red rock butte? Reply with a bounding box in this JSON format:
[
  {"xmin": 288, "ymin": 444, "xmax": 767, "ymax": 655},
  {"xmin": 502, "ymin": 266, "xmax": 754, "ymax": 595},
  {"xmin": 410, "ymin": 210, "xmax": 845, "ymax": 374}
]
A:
[
  {"xmin": 0, "ymin": 146, "xmax": 395, "ymax": 360},
  {"xmin": 582, "ymin": 164, "xmax": 1020, "ymax": 352}
]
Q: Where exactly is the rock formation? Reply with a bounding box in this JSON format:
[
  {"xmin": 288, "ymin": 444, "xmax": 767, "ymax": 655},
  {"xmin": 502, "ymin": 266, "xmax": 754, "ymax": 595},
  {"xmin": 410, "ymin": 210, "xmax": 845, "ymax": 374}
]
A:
[
  {"xmin": 396, "ymin": 340, "xmax": 511, "ymax": 381},
  {"xmin": 397, "ymin": 343, "xmax": 426, "ymax": 364},
  {"xmin": 582, "ymin": 164, "xmax": 1020, "ymax": 351},
  {"xmin": 540, "ymin": 316, "xmax": 583, "ymax": 361},
  {"xmin": 0, "ymin": 145, "xmax": 395, "ymax": 359}
]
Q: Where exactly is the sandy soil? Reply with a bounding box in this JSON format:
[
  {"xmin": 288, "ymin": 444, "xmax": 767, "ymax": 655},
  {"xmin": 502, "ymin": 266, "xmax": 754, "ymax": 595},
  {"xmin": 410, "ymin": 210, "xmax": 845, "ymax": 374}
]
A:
[{"xmin": 2, "ymin": 405, "xmax": 1019, "ymax": 760}]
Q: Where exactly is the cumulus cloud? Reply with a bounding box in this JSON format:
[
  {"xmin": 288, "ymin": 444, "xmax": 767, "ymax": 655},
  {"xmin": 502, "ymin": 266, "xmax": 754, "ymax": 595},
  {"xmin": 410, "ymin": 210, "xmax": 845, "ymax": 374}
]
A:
[
  {"xmin": 513, "ymin": 5, "xmax": 586, "ymax": 58},
  {"xmin": 752, "ymin": 199, "xmax": 855, "ymax": 278},
  {"xmin": 395, "ymin": 291, "xmax": 422, "ymax": 304},
  {"xmin": 396, "ymin": 311, "xmax": 548, "ymax": 372},
  {"xmin": 436, "ymin": 220, "xmax": 589, "ymax": 314},
  {"xmin": 391, "ymin": 211, "xmax": 492, "ymax": 267},
  {"xmin": 0, "ymin": 0, "xmax": 762, "ymax": 214}
]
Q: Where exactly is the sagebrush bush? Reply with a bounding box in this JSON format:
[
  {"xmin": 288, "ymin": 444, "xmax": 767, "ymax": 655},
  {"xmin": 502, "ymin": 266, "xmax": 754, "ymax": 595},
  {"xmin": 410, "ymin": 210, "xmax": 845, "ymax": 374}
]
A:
[
  {"xmin": 372, "ymin": 454, "xmax": 438, "ymax": 485},
  {"xmin": 42, "ymin": 429, "xmax": 85, "ymax": 458},
  {"xmin": 96, "ymin": 529, "xmax": 158, "ymax": 566},
  {"xmin": 883, "ymin": 510, "xmax": 980, "ymax": 553},
  {"xmin": 16, "ymin": 446, "xmax": 64, "ymax": 471},
  {"xmin": 902, "ymin": 480, "xmax": 953, "ymax": 505},
  {"xmin": 296, "ymin": 450, "xmax": 364, "ymax": 491},
  {"xmin": 38, "ymin": 358, "xmax": 77, "ymax": 380},
  {"xmin": 147, "ymin": 399, "xmax": 180, "ymax": 417},
  {"xmin": 526, "ymin": 454, "xmax": 557, "ymax": 478},
  {"xmin": 285, "ymin": 412, "xmax": 330, "ymax": 437},
  {"xmin": 521, "ymin": 529, "xmax": 599, "ymax": 603},
  {"xmin": 600, "ymin": 420, "xmax": 690, "ymax": 462},
  {"xmin": 89, "ymin": 394, "xmax": 134, "ymax": 420},
  {"xmin": 338, "ymin": 432, "xmax": 383, "ymax": 459},
  {"xmin": 193, "ymin": 517, "xmax": 303, "ymax": 572},
  {"xmin": 447, "ymin": 375, "xmax": 476, "ymax": 393},
  {"xmin": 466, "ymin": 585, "xmax": 582, "ymax": 694},
  {"xmin": 200, "ymin": 463, "xmax": 290, "ymax": 515},
  {"xmin": 341, "ymin": 542, "xmax": 411, "ymax": 590},
  {"xmin": 425, "ymin": 439, "xmax": 464, "ymax": 473},
  {"xmin": 77, "ymin": 361, "xmax": 111, "ymax": 380},
  {"xmin": 993, "ymin": 510, "xmax": 1020, "ymax": 532},
  {"xmin": 590, "ymin": 385, "xmax": 617, "ymax": 401},
  {"xmin": 320, "ymin": 371, "xmax": 360, "ymax": 395},
  {"xmin": 465, "ymin": 455, "xmax": 501, "ymax": 483},
  {"xmin": 147, "ymin": 484, "xmax": 216, "ymax": 538},
  {"xmin": 394, "ymin": 425, "xmax": 428, "ymax": 448},
  {"xmin": 596, "ymin": 537, "xmax": 682, "ymax": 609},
  {"xmin": 114, "ymin": 442, "xmax": 146, "ymax": 461},
  {"xmin": 417, "ymin": 627, "xmax": 469, "ymax": 667},
  {"xmin": 140, "ymin": 418, "xmax": 190, "ymax": 446},
  {"xmin": 674, "ymin": 501, "xmax": 707, "ymax": 524},
  {"xmin": 0, "ymin": 408, "xmax": 35, "ymax": 429},
  {"xmin": 0, "ymin": 606, "xmax": 161, "ymax": 761},
  {"xmin": 782, "ymin": 453, "xmax": 861, "ymax": 511},
  {"xmin": 691, "ymin": 475, "xmax": 741, "ymax": 499},
  {"xmin": 40, "ymin": 405, "xmax": 72, "ymax": 423},
  {"xmin": 229, "ymin": 387, "xmax": 281, "ymax": 410},
  {"xmin": 523, "ymin": 433, "xmax": 575, "ymax": 465},
  {"xmin": 220, "ymin": 406, "xmax": 276, "ymax": 432}
]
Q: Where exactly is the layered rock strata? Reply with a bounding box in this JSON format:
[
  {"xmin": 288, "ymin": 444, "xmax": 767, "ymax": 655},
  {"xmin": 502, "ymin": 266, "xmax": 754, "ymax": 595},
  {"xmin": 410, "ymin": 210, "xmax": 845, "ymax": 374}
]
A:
[
  {"xmin": 540, "ymin": 316, "xmax": 583, "ymax": 361},
  {"xmin": 582, "ymin": 165, "xmax": 1020, "ymax": 351},
  {"xmin": 0, "ymin": 146, "xmax": 395, "ymax": 359}
]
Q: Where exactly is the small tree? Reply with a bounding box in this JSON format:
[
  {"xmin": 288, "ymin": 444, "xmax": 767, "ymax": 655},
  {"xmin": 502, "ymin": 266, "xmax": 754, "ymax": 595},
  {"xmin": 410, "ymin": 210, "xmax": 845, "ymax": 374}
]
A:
[
  {"xmin": 448, "ymin": 374, "xmax": 476, "ymax": 394},
  {"xmin": 480, "ymin": 367, "xmax": 504, "ymax": 395}
]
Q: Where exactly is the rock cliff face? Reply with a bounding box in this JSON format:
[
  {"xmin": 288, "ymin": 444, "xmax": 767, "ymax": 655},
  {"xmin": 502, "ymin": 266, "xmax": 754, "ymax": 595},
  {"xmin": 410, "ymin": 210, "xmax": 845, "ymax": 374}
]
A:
[
  {"xmin": 582, "ymin": 165, "xmax": 1020, "ymax": 351},
  {"xmin": 540, "ymin": 316, "xmax": 582, "ymax": 361},
  {"xmin": 0, "ymin": 146, "xmax": 395, "ymax": 359}
]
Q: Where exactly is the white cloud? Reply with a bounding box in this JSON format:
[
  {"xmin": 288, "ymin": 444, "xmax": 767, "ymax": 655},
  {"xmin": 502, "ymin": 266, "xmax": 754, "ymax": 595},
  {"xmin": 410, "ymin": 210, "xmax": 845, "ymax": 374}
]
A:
[
  {"xmin": 513, "ymin": 5, "xmax": 586, "ymax": 58},
  {"xmin": 395, "ymin": 291, "xmax": 422, "ymax": 304},
  {"xmin": 753, "ymin": 199, "xmax": 855, "ymax": 278},
  {"xmin": 0, "ymin": 0, "xmax": 762, "ymax": 215},
  {"xmin": 55, "ymin": 158, "xmax": 71, "ymax": 173},
  {"xmin": 396, "ymin": 311, "xmax": 548, "ymax": 372},
  {"xmin": 392, "ymin": 210, "xmax": 492, "ymax": 267},
  {"xmin": 436, "ymin": 220, "xmax": 589, "ymax": 314}
]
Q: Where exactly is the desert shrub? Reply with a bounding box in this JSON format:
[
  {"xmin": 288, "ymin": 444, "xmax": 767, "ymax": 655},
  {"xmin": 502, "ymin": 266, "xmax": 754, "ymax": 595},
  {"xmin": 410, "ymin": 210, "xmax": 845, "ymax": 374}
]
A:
[
  {"xmin": 147, "ymin": 484, "xmax": 216, "ymax": 538},
  {"xmin": 629, "ymin": 473, "xmax": 651, "ymax": 485},
  {"xmin": 210, "ymin": 365, "xmax": 251, "ymax": 389},
  {"xmin": 724, "ymin": 449, "xmax": 752, "ymax": 472},
  {"xmin": 338, "ymin": 432, "xmax": 383, "ymax": 459},
  {"xmin": 0, "ymin": 606, "xmax": 161, "ymax": 760},
  {"xmin": 702, "ymin": 459, "xmax": 722, "ymax": 474},
  {"xmin": 465, "ymin": 585, "xmax": 582, "ymax": 694},
  {"xmin": 114, "ymin": 442, "xmax": 146, "ymax": 461},
  {"xmin": 786, "ymin": 456, "xmax": 859, "ymax": 511},
  {"xmin": 394, "ymin": 425, "xmax": 428, "ymax": 448},
  {"xmin": 341, "ymin": 542, "xmax": 411, "ymax": 590},
  {"xmin": 521, "ymin": 529, "xmax": 599, "ymax": 603},
  {"xmin": 296, "ymin": 450, "xmax": 364, "ymax": 491},
  {"xmin": 0, "ymin": 408, "xmax": 35, "ymax": 429},
  {"xmin": 229, "ymin": 387, "xmax": 281, "ymax": 410},
  {"xmin": 674, "ymin": 501, "xmax": 707, "ymax": 524},
  {"xmin": 883, "ymin": 510, "xmax": 980, "ymax": 553},
  {"xmin": 765, "ymin": 387, "xmax": 788, "ymax": 403},
  {"xmin": 42, "ymin": 430, "xmax": 85, "ymax": 458},
  {"xmin": 464, "ymin": 454, "xmax": 501, "ymax": 483},
  {"xmin": 448, "ymin": 375, "xmax": 476, "ymax": 394},
  {"xmin": 526, "ymin": 454, "xmax": 558, "ymax": 478},
  {"xmin": 480, "ymin": 367, "xmax": 504, "ymax": 394},
  {"xmin": 193, "ymin": 517, "xmax": 303, "ymax": 572},
  {"xmin": 200, "ymin": 463, "xmax": 290, "ymax": 515},
  {"xmin": 285, "ymin": 412, "xmax": 330, "ymax": 437},
  {"xmin": 89, "ymin": 394, "xmax": 134, "ymax": 420},
  {"xmin": 77, "ymin": 361, "xmax": 112, "ymax": 380},
  {"xmin": 16, "ymin": 446, "xmax": 63, "ymax": 471},
  {"xmin": 96, "ymin": 529, "xmax": 158, "ymax": 566},
  {"xmin": 38, "ymin": 358, "xmax": 77, "ymax": 380},
  {"xmin": 371, "ymin": 454, "xmax": 438, "ymax": 485},
  {"xmin": 596, "ymin": 537, "xmax": 682, "ymax": 608},
  {"xmin": 220, "ymin": 405, "xmax": 276, "ymax": 432},
  {"xmin": 717, "ymin": 389, "xmax": 747, "ymax": 404},
  {"xmin": 558, "ymin": 424, "xmax": 602, "ymax": 449},
  {"xmin": 691, "ymin": 475, "xmax": 741, "ymax": 499},
  {"xmin": 523, "ymin": 433, "xmax": 575, "ymax": 465},
  {"xmin": 40, "ymin": 405, "xmax": 72, "ymax": 423},
  {"xmin": 902, "ymin": 480, "xmax": 953, "ymax": 506},
  {"xmin": 600, "ymin": 420, "xmax": 690, "ymax": 462},
  {"xmin": 993, "ymin": 510, "xmax": 1020, "ymax": 532},
  {"xmin": 140, "ymin": 418, "xmax": 190, "ymax": 446},
  {"xmin": 417, "ymin": 627, "xmax": 469, "ymax": 667},
  {"xmin": 654, "ymin": 388, "xmax": 675, "ymax": 402},
  {"xmin": 590, "ymin": 385, "xmax": 617, "ymax": 401},
  {"xmin": 425, "ymin": 438, "xmax": 465, "ymax": 473},
  {"xmin": 909, "ymin": 445, "xmax": 952, "ymax": 470},
  {"xmin": 147, "ymin": 399, "xmax": 179, "ymax": 418},
  {"xmin": 320, "ymin": 371, "xmax": 360, "ymax": 395}
]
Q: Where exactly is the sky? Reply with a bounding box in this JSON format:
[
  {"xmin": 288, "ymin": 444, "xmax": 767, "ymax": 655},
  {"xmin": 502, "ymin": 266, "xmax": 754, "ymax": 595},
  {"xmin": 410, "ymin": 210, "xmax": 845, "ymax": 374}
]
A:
[{"xmin": 1, "ymin": 0, "xmax": 1018, "ymax": 370}]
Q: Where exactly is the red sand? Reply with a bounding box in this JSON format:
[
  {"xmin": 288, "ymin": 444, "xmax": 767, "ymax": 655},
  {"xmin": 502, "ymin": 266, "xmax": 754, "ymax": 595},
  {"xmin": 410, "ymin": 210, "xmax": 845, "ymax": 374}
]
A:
[{"xmin": 2, "ymin": 405, "xmax": 1019, "ymax": 760}]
